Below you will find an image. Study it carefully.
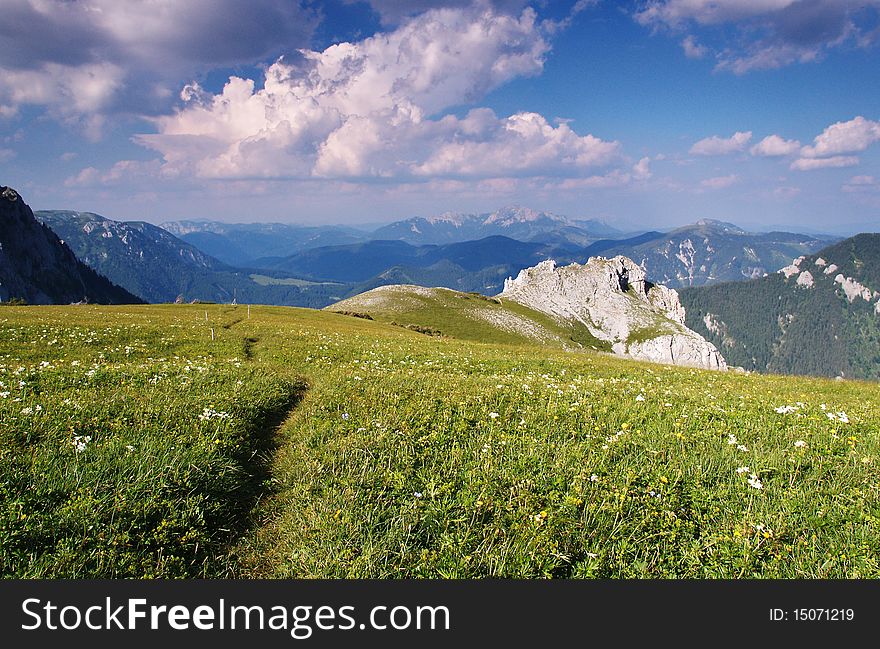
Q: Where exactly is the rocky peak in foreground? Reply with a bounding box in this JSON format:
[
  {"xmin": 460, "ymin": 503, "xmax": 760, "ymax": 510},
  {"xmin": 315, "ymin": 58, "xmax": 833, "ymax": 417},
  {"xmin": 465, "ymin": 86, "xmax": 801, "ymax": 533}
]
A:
[
  {"xmin": 499, "ymin": 256, "xmax": 727, "ymax": 370},
  {"xmin": 0, "ymin": 186, "xmax": 141, "ymax": 305}
]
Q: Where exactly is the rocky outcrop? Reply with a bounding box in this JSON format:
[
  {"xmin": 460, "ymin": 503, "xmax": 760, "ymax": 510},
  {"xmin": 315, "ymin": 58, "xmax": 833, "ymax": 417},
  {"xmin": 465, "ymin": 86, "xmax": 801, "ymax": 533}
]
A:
[
  {"xmin": 499, "ymin": 256, "xmax": 726, "ymax": 370},
  {"xmin": 0, "ymin": 186, "xmax": 141, "ymax": 305}
]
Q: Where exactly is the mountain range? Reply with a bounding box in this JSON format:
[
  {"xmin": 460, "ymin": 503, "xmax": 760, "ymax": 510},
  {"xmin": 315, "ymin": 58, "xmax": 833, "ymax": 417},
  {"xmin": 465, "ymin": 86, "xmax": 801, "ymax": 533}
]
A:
[
  {"xmin": 0, "ymin": 188, "xmax": 139, "ymax": 305},
  {"xmin": 680, "ymin": 234, "xmax": 880, "ymax": 380},
  {"xmin": 5, "ymin": 184, "xmax": 878, "ymax": 382},
  {"xmin": 35, "ymin": 210, "xmax": 348, "ymax": 307},
  {"xmin": 367, "ymin": 206, "xmax": 622, "ymax": 246},
  {"xmin": 591, "ymin": 219, "xmax": 833, "ymax": 288},
  {"xmin": 159, "ymin": 220, "xmax": 369, "ymax": 267},
  {"xmin": 27, "ymin": 200, "xmax": 838, "ymax": 309}
]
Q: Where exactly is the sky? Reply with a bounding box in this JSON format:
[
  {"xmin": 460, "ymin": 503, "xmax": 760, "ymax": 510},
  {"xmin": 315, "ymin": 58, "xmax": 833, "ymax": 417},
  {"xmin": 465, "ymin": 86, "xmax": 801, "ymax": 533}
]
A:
[{"xmin": 1, "ymin": 0, "xmax": 879, "ymax": 234}]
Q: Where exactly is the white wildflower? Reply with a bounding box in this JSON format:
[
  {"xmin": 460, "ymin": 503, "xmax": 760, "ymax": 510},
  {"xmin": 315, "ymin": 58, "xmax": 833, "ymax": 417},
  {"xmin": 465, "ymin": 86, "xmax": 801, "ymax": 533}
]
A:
[
  {"xmin": 794, "ymin": 440, "xmax": 807, "ymax": 448},
  {"xmin": 747, "ymin": 473, "xmax": 763, "ymax": 490},
  {"xmin": 489, "ymin": 412, "xmax": 500, "ymax": 419},
  {"xmin": 736, "ymin": 466, "xmax": 751, "ymax": 474},
  {"xmin": 635, "ymin": 394, "xmax": 645, "ymax": 402}
]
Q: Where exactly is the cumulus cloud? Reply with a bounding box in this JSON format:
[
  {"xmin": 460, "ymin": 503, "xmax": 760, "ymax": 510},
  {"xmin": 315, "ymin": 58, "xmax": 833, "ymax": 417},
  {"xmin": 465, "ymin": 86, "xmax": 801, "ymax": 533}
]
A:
[
  {"xmin": 0, "ymin": 0, "xmax": 317, "ymax": 121},
  {"xmin": 700, "ymin": 174, "xmax": 739, "ymax": 189},
  {"xmin": 790, "ymin": 155, "xmax": 859, "ymax": 170},
  {"xmin": 750, "ymin": 134, "xmax": 801, "ymax": 156},
  {"xmin": 800, "ymin": 116, "xmax": 880, "ymax": 157},
  {"xmin": 136, "ymin": 6, "xmax": 620, "ymax": 182},
  {"xmin": 690, "ymin": 131, "xmax": 752, "ymax": 155},
  {"xmin": 632, "ymin": 157, "xmax": 652, "ymax": 180},
  {"xmin": 681, "ymin": 35, "xmax": 708, "ymax": 58},
  {"xmin": 635, "ymin": 0, "xmax": 880, "ymax": 73}
]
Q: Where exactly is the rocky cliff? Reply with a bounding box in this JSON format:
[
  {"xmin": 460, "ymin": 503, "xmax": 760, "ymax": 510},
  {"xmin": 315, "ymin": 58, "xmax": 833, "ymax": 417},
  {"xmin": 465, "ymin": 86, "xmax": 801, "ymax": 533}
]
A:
[
  {"xmin": 0, "ymin": 186, "xmax": 141, "ymax": 305},
  {"xmin": 499, "ymin": 256, "xmax": 727, "ymax": 369}
]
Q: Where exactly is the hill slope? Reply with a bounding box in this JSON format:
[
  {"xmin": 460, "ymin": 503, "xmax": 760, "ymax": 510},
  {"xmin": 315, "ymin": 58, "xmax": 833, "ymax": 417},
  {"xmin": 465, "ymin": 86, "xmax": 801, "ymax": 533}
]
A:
[
  {"xmin": 38, "ymin": 211, "xmax": 351, "ymax": 307},
  {"xmin": 0, "ymin": 187, "xmax": 140, "ymax": 305},
  {"xmin": 160, "ymin": 220, "xmax": 369, "ymax": 266},
  {"xmin": 680, "ymin": 233, "xmax": 880, "ymax": 379},
  {"xmin": 4, "ymin": 302, "xmax": 878, "ymax": 578},
  {"xmin": 330, "ymin": 256, "xmax": 725, "ymax": 370},
  {"xmin": 596, "ymin": 219, "xmax": 833, "ymax": 288},
  {"xmin": 266, "ymin": 235, "xmax": 584, "ymax": 293}
]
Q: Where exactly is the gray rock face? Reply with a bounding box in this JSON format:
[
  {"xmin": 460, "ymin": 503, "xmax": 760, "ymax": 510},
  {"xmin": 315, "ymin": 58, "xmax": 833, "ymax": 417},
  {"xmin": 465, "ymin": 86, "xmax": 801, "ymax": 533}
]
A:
[
  {"xmin": 499, "ymin": 256, "xmax": 727, "ymax": 370},
  {"xmin": 0, "ymin": 186, "xmax": 140, "ymax": 305}
]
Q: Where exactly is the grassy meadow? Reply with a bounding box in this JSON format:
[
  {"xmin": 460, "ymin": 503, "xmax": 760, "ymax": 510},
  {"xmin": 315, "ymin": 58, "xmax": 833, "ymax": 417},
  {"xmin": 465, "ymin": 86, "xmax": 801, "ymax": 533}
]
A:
[{"xmin": 1, "ymin": 303, "xmax": 879, "ymax": 578}]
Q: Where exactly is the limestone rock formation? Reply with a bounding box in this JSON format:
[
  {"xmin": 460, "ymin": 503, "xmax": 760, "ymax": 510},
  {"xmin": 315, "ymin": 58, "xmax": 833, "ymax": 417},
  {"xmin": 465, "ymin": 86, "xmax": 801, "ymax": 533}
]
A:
[{"xmin": 499, "ymin": 256, "xmax": 727, "ymax": 370}]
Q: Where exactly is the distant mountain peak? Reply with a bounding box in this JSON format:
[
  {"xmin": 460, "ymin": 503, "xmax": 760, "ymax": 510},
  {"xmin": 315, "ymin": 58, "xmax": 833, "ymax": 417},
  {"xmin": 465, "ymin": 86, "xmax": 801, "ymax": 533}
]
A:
[
  {"xmin": 483, "ymin": 206, "xmax": 566, "ymax": 225},
  {"xmin": 424, "ymin": 211, "xmax": 468, "ymax": 226},
  {"xmin": 692, "ymin": 218, "xmax": 747, "ymax": 233}
]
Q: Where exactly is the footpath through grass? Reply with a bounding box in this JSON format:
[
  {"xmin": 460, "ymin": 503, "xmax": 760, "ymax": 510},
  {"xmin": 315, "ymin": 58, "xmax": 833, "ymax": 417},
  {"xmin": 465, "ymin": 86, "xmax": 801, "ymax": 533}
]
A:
[{"xmin": 1, "ymin": 304, "xmax": 879, "ymax": 577}]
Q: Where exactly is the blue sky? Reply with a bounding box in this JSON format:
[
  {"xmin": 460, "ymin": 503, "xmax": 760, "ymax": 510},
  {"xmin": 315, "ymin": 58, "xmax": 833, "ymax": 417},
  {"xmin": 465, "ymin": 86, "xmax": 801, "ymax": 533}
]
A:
[{"xmin": 1, "ymin": 0, "xmax": 879, "ymax": 233}]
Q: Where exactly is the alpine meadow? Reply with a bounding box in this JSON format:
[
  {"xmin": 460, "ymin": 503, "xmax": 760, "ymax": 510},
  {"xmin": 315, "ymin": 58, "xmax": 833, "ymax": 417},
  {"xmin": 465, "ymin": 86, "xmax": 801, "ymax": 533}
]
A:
[
  {"xmin": 2, "ymin": 303, "xmax": 878, "ymax": 578},
  {"xmin": 3, "ymin": 0, "xmax": 880, "ymax": 595}
]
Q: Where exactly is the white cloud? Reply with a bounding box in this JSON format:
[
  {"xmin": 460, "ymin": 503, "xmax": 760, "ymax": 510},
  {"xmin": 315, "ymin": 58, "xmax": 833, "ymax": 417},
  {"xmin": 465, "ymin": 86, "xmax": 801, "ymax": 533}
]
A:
[
  {"xmin": 0, "ymin": 148, "xmax": 15, "ymax": 163},
  {"xmin": 790, "ymin": 156, "xmax": 859, "ymax": 171},
  {"xmin": 842, "ymin": 175, "xmax": 878, "ymax": 192},
  {"xmin": 632, "ymin": 156, "xmax": 652, "ymax": 180},
  {"xmin": 348, "ymin": 0, "xmax": 531, "ymax": 24},
  {"xmin": 700, "ymin": 174, "xmax": 739, "ymax": 189},
  {"xmin": 681, "ymin": 35, "xmax": 707, "ymax": 58},
  {"xmin": 690, "ymin": 131, "xmax": 752, "ymax": 155},
  {"xmin": 635, "ymin": 1, "xmax": 799, "ymax": 27},
  {"xmin": 0, "ymin": 62, "xmax": 124, "ymax": 118},
  {"xmin": 411, "ymin": 111, "xmax": 620, "ymax": 178},
  {"xmin": 800, "ymin": 116, "xmax": 880, "ymax": 158},
  {"xmin": 636, "ymin": 1, "xmax": 880, "ymax": 74},
  {"xmin": 750, "ymin": 134, "xmax": 801, "ymax": 157},
  {"xmin": 64, "ymin": 159, "xmax": 164, "ymax": 187},
  {"xmin": 136, "ymin": 7, "xmax": 619, "ymax": 182},
  {"xmin": 0, "ymin": 0, "xmax": 316, "ymax": 120}
]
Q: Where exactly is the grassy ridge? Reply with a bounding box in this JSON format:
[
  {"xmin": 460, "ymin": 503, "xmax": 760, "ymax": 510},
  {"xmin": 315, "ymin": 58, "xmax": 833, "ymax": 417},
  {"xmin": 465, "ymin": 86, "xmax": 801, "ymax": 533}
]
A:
[{"xmin": 1, "ymin": 304, "xmax": 879, "ymax": 578}]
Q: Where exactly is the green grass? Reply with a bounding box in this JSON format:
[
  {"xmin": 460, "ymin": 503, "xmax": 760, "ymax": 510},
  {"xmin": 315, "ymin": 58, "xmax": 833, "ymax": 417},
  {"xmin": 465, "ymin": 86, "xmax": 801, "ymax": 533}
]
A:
[
  {"xmin": 1, "ymin": 303, "xmax": 879, "ymax": 578},
  {"xmin": 328, "ymin": 285, "xmax": 612, "ymax": 351},
  {"xmin": 249, "ymin": 274, "xmax": 339, "ymax": 287}
]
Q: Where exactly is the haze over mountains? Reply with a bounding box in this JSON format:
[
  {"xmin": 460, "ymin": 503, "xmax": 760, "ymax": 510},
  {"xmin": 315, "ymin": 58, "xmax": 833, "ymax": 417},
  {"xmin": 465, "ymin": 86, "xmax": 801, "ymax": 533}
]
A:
[
  {"xmin": 23, "ymin": 200, "xmax": 838, "ymax": 306},
  {"xmin": 4, "ymin": 184, "xmax": 879, "ymax": 381}
]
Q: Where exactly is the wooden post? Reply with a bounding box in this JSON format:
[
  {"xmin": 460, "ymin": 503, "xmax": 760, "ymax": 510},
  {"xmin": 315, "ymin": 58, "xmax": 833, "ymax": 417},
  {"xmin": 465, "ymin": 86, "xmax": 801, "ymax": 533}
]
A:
[
  {"xmin": 205, "ymin": 310, "xmax": 208, "ymax": 321},
  {"xmin": 248, "ymin": 304, "xmax": 251, "ymax": 319},
  {"xmin": 211, "ymin": 328, "xmax": 215, "ymax": 341}
]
